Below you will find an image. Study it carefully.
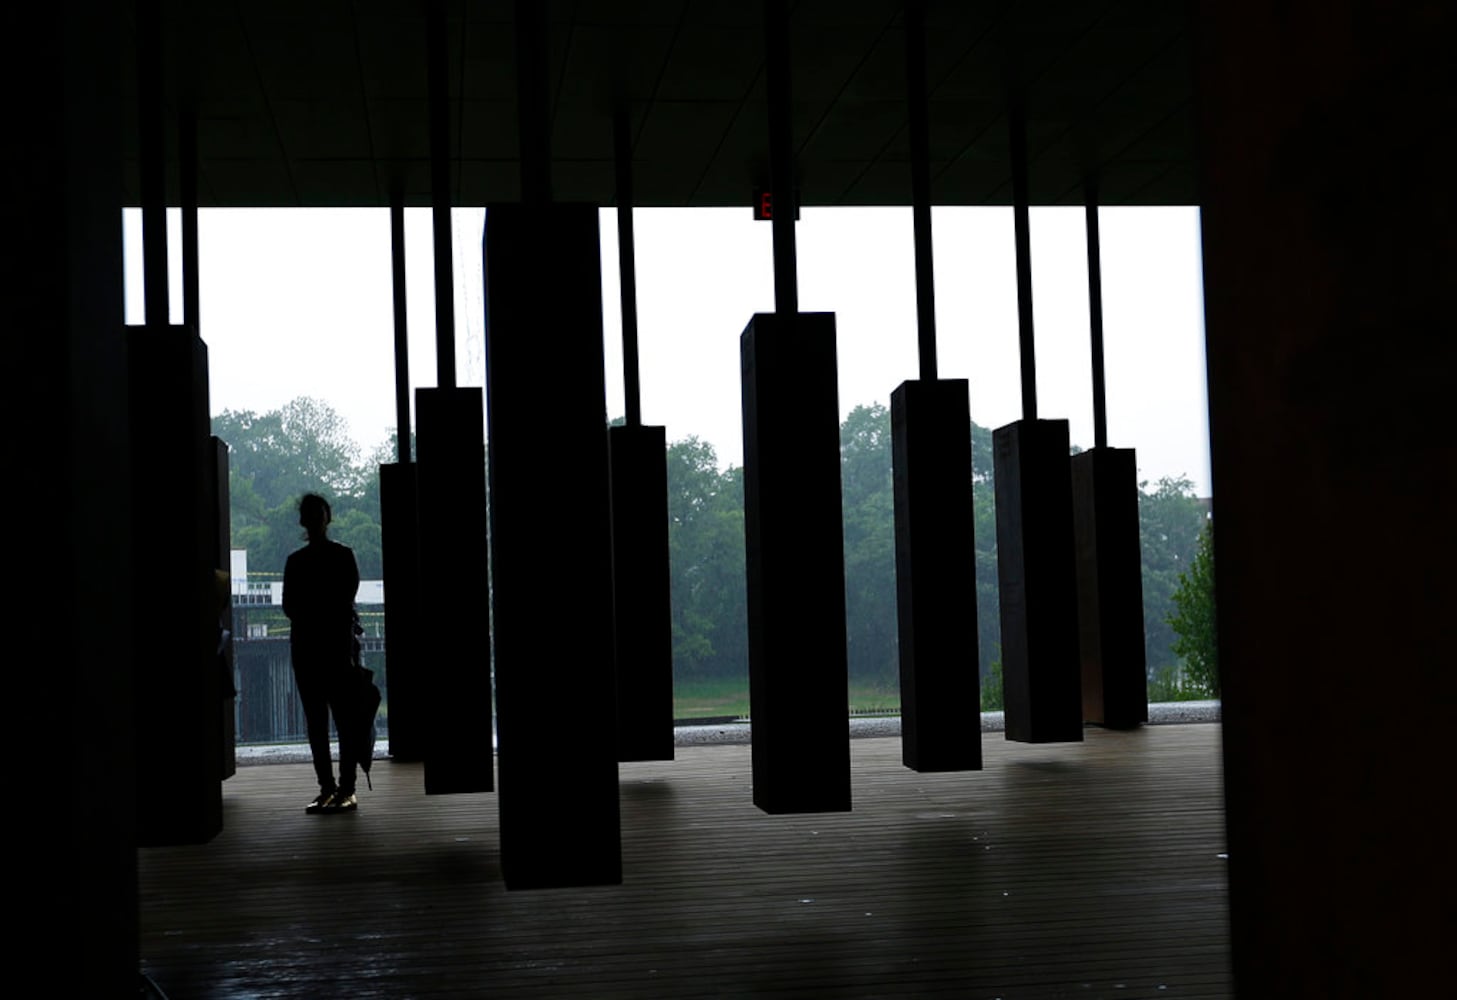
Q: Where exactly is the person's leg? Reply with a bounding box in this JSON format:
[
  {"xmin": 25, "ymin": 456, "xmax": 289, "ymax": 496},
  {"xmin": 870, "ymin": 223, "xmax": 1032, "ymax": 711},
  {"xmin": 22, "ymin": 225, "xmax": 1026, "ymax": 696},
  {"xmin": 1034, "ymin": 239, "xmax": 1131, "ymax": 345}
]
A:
[
  {"xmin": 328, "ymin": 671, "xmax": 359, "ymax": 800},
  {"xmin": 295, "ymin": 671, "xmax": 337, "ymax": 797}
]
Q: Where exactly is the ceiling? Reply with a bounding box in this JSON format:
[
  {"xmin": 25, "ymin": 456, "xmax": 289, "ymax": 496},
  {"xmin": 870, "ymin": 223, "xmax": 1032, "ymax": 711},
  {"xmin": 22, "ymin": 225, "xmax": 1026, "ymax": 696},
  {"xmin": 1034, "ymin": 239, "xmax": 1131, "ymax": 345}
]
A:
[{"xmin": 118, "ymin": 0, "xmax": 1197, "ymax": 209}]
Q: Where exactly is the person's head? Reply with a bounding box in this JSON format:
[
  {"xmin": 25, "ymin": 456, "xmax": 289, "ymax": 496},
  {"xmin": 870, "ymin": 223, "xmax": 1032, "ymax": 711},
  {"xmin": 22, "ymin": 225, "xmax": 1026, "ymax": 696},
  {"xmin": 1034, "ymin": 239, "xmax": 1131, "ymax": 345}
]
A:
[{"xmin": 298, "ymin": 493, "xmax": 332, "ymax": 541}]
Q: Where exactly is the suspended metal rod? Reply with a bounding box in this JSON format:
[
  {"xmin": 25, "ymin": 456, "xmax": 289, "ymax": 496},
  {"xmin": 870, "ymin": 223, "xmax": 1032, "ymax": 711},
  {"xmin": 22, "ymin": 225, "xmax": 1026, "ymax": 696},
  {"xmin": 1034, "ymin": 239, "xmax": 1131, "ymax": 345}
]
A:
[
  {"xmin": 1085, "ymin": 174, "xmax": 1108, "ymax": 449},
  {"xmin": 614, "ymin": 108, "xmax": 643, "ymax": 428},
  {"xmin": 764, "ymin": 0, "xmax": 798, "ymax": 316},
  {"xmin": 137, "ymin": 0, "xmax": 168, "ymax": 328},
  {"xmin": 905, "ymin": 0, "xmax": 938, "ymax": 382},
  {"xmin": 1009, "ymin": 95, "xmax": 1038, "ymax": 421},
  {"xmin": 427, "ymin": 0, "xmax": 456, "ymax": 388},
  {"xmin": 391, "ymin": 195, "xmax": 412, "ymax": 463}
]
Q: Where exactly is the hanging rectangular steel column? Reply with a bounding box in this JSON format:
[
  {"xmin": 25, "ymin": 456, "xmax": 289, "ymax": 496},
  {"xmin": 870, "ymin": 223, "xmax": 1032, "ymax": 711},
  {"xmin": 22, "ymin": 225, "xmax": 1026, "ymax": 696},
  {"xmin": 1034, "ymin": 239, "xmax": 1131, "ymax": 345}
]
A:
[
  {"xmin": 414, "ymin": 388, "xmax": 492, "ymax": 794},
  {"xmin": 993, "ymin": 95, "xmax": 1082, "ymax": 744},
  {"xmin": 892, "ymin": 380, "xmax": 981, "ymax": 770},
  {"xmin": 890, "ymin": 0, "xmax": 981, "ymax": 772},
  {"xmin": 742, "ymin": 311, "xmax": 851, "ymax": 814},
  {"xmin": 379, "ymin": 196, "xmax": 424, "ymax": 761},
  {"xmin": 1071, "ymin": 187, "xmax": 1147, "ymax": 729},
  {"xmin": 130, "ymin": 326, "xmax": 223, "ymax": 845},
  {"xmin": 1071, "ymin": 448, "xmax": 1148, "ymax": 727},
  {"xmin": 486, "ymin": 203, "xmax": 621, "ymax": 888}
]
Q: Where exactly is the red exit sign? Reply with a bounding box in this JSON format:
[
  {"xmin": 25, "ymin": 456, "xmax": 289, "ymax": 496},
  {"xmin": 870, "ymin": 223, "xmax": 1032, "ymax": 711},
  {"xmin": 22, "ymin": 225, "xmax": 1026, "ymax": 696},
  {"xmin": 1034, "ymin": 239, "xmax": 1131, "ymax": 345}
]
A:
[{"xmin": 752, "ymin": 187, "xmax": 800, "ymax": 221}]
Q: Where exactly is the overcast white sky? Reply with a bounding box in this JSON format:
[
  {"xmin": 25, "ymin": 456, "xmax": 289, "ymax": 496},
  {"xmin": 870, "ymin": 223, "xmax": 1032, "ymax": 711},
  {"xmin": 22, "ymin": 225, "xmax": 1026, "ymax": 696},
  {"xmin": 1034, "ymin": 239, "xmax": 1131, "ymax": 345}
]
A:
[{"xmin": 123, "ymin": 205, "xmax": 1211, "ymax": 495}]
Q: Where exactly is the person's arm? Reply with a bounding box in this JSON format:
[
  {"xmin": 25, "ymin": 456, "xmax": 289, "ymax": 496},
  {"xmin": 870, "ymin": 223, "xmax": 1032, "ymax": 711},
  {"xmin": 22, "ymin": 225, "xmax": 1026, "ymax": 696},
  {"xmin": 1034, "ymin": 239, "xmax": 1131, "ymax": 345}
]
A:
[
  {"xmin": 346, "ymin": 546, "xmax": 360, "ymax": 602},
  {"xmin": 282, "ymin": 552, "xmax": 297, "ymax": 620}
]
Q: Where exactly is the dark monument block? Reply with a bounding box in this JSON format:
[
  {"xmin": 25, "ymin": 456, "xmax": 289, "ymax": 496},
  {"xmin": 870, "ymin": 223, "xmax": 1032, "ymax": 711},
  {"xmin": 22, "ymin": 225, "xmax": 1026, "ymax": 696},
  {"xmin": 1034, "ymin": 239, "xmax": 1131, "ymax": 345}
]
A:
[
  {"xmin": 891, "ymin": 379, "xmax": 982, "ymax": 772},
  {"xmin": 741, "ymin": 312, "xmax": 851, "ymax": 814},
  {"xmin": 992, "ymin": 418, "xmax": 1083, "ymax": 744},
  {"xmin": 609, "ymin": 424, "xmax": 674, "ymax": 762},
  {"xmin": 129, "ymin": 325, "xmax": 222, "ymax": 846},
  {"xmin": 1071, "ymin": 447, "xmax": 1148, "ymax": 729},
  {"xmin": 415, "ymin": 388, "xmax": 493, "ymax": 794},
  {"xmin": 485, "ymin": 203, "xmax": 621, "ymax": 888},
  {"xmin": 379, "ymin": 461, "xmax": 425, "ymax": 761},
  {"xmin": 210, "ymin": 435, "xmax": 236, "ymax": 781}
]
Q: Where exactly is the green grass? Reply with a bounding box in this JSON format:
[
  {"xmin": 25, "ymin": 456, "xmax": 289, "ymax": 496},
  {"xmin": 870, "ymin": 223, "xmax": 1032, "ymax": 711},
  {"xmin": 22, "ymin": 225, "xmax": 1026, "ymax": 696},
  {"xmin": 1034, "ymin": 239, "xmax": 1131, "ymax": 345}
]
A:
[{"xmin": 672, "ymin": 676, "xmax": 902, "ymax": 721}]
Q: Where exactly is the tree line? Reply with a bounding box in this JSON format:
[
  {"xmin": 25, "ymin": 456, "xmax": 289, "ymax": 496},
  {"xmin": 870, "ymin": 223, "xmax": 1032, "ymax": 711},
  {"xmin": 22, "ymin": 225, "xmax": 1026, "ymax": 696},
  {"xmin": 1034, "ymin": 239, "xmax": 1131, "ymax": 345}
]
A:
[{"xmin": 216, "ymin": 396, "xmax": 1212, "ymax": 697}]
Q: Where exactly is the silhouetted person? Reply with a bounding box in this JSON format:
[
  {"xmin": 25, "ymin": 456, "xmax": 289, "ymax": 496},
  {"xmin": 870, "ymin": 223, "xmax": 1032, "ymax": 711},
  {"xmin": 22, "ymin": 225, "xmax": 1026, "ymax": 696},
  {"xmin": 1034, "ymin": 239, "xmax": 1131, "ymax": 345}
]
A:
[{"xmin": 283, "ymin": 493, "xmax": 361, "ymax": 813}]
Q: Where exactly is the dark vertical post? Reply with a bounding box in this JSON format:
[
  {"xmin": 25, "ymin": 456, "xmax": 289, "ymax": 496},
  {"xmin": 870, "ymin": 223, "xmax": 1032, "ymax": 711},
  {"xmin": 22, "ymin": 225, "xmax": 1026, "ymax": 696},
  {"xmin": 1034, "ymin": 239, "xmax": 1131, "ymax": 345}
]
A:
[
  {"xmin": 210, "ymin": 435, "xmax": 237, "ymax": 779},
  {"xmin": 889, "ymin": 0, "xmax": 980, "ymax": 773},
  {"xmin": 137, "ymin": 0, "xmax": 167, "ymax": 328},
  {"xmin": 1084, "ymin": 177, "xmax": 1108, "ymax": 449},
  {"xmin": 486, "ymin": 205, "xmax": 622, "ymax": 886},
  {"xmin": 1070, "ymin": 174, "xmax": 1147, "ymax": 729},
  {"xmin": 414, "ymin": 1, "xmax": 491, "ymax": 791},
  {"xmin": 489, "ymin": 7, "xmax": 620, "ymax": 886},
  {"xmin": 992, "ymin": 92, "xmax": 1082, "ymax": 744},
  {"xmin": 906, "ymin": 0, "xmax": 937, "ymax": 382},
  {"xmin": 764, "ymin": 0, "xmax": 798, "ymax": 315},
  {"xmin": 427, "ymin": 0, "xmax": 455, "ymax": 388},
  {"xmin": 742, "ymin": 311, "xmax": 850, "ymax": 811},
  {"xmin": 391, "ymin": 197, "xmax": 411, "ymax": 460},
  {"xmin": 1201, "ymin": 5, "xmax": 1450, "ymax": 993},
  {"xmin": 610, "ymin": 105, "xmax": 673, "ymax": 762},
  {"xmin": 615, "ymin": 108, "xmax": 642, "ymax": 429},
  {"xmin": 1009, "ymin": 97, "xmax": 1037, "ymax": 421},
  {"xmin": 380, "ymin": 192, "xmax": 425, "ymax": 761},
  {"xmin": 16, "ymin": 4, "xmax": 136, "ymax": 989},
  {"xmin": 515, "ymin": 0, "xmax": 552, "ymax": 205},
  {"xmin": 180, "ymin": 110, "xmax": 200, "ymax": 333}
]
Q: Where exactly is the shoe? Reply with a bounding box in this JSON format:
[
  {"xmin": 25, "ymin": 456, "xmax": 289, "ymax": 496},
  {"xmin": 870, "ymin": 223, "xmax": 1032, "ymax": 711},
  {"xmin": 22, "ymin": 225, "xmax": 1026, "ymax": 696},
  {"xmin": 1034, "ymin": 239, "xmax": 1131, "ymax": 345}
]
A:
[
  {"xmin": 305, "ymin": 790, "xmax": 336, "ymax": 815},
  {"xmin": 322, "ymin": 790, "xmax": 358, "ymax": 813}
]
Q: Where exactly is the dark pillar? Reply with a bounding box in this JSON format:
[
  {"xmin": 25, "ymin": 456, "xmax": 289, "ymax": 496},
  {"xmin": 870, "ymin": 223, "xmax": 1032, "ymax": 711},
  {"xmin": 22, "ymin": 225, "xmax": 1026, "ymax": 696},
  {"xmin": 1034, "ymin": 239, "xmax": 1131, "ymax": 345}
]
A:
[
  {"xmin": 1070, "ymin": 448, "xmax": 1147, "ymax": 728},
  {"xmin": 130, "ymin": 0, "xmax": 223, "ymax": 842},
  {"xmin": 486, "ymin": 204, "xmax": 621, "ymax": 887},
  {"xmin": 892, "ymin": 381, "xmax": 980, "ymax": 770},
  {"xmin": 414, "ymin": 389, "xmax": 492, "ymax": 793},
  {"xmin": 992, "ymin": 97, "xmax": 1082, "ymax": 744},
  {"xmin": 742, "ymin": 312, "xmax": 851, "ymax": 813},
  {"xmin": 130, "ymin": 325, "xmax": 223, "ymax": 843},
  {"xmin": 1070, "ymin": 186, "xmax": 1147, "ymax": 729},
  {"xmin": 993, "ymin": 421, "xmax": 1081, "ymax": 742},
  {"xmin": 379, "ymin": 462, "xmax": 422, "ymax": 760},
  {"xmin": 11, "ymin": 3, "xmax": 136, "ymax": 990},
  {"xmin": 891, "ymin": 1, "xmax": 980, "ymax": 772},
  {"xmin": 1196, "ymin": 3, "xmax": 1451, "ymax": 993},
  {"xmin": 610, "ymin": 108, "xmax": 673, "ymax": 762},
  {"xmin": 211, "ymin": 435, "xmax": 238, "ymax": 779},
  {"xmin": 609, "ymin": 425, "xmax": 673, "ymax": 761},
  {"xmin": 380, "ymin": 196, "xmax": 425, "ymax": 761}
]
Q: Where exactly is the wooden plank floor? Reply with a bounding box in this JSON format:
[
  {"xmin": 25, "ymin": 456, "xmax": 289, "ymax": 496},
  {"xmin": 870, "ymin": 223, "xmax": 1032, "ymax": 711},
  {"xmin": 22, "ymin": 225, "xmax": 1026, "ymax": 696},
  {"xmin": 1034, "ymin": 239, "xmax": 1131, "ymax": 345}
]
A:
[{"xmin": 139, "ymin": 724, "xmax": 1230, "ymax": 999}]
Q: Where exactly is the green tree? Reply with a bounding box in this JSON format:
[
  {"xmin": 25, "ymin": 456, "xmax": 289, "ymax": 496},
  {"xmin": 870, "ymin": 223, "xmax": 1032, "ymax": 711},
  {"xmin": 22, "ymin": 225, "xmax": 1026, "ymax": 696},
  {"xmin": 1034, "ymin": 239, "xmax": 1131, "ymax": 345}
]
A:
[
  {"xmin": 1169, "ymin": 520, "xmax": 1219, "ymax": 697},
  {"xmin": 1138, "ymin": 475, "xmax": 1208, "ymax": 677},
  {"xmin": 664, "ymin": 436, "xmax": 747, "ymax": 681},
  {"xmin": 840, "ymin": 404, "xmax": 898, "ymax": 689},
  {"xmin": 213, "ymin": 397, "xmax": 388, "ymax": 575}
]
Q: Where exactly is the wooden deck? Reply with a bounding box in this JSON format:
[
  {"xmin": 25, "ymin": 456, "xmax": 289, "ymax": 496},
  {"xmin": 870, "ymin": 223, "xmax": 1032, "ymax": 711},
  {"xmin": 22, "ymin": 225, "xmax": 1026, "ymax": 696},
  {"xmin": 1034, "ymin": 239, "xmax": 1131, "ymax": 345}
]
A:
[{"xmin": 139, "ymin": 724, "xmax": 1230, "ymax": 998}]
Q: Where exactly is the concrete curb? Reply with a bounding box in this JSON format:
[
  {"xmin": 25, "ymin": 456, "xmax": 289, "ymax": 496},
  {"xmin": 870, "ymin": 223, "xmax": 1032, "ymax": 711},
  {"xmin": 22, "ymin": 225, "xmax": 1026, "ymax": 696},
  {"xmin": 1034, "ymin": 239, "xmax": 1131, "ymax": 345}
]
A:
[{"xmin": 234, "ymin": 701, "xmax": 1222, "ymax": 764}]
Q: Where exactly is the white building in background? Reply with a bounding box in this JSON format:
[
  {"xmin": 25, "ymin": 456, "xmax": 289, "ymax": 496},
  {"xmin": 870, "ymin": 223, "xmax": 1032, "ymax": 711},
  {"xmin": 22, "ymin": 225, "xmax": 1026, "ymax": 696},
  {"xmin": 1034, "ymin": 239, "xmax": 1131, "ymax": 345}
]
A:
[{"xmin": 229, "ymin": 548, "xmax": 384, "ymax": 608}]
